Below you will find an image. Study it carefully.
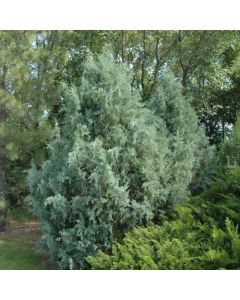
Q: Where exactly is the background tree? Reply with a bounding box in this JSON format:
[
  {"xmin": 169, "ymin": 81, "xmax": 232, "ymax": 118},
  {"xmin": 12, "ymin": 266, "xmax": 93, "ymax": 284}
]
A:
[
  {"xmin": 110, "ymin": 30, "xmax": 240, "ymax": 145},
  {"xmin": 111, "ymin": 30, "xmax": 176, "ymax": 102},
  {"xmin": 0, "ymin": 31, "xmax": 68, "ymax": 204},
  {"xmin": 171, "ymin": 30, "xmax": 240, "ymax": 144}
]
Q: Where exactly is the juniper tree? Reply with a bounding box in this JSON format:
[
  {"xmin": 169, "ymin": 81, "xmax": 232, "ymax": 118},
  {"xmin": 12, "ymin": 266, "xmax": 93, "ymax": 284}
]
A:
[
  {"xmin": 27, "ymin": 53, "xmax": 208, "ymax": 269},
  {"xmin": 148, "ymin": 72, "xmax": 211, "ymax": 205}
]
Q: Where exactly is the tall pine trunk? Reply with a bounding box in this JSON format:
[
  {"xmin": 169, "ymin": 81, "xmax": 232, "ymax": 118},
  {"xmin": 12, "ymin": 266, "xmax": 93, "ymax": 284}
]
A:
[
  {"xmin": 0, "ymin": 107, "xmax": 6, "ymax": 232},
  {"xmin": 0, "ymin": 117, "xmax": 5, "ymax": 199},
  {"xmin": 0, "ymin": 64, "xmax": 8, "ymax": 200}
]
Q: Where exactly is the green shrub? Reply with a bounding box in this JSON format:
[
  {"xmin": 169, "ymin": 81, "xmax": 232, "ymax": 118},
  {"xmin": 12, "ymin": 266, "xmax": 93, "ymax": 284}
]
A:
[
  {"xmin": 88, "ymin": 166, "xmax": 240, "ymax": 270},
  {"xmin": 192, "ymin": 165, "xmax": 240, "ymax": 226}
]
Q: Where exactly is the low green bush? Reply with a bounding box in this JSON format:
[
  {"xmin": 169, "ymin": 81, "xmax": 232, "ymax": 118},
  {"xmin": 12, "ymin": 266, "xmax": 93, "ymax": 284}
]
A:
[{"xmin": 87, "ymin": 166, "xmax": 240, "ymax": 270}]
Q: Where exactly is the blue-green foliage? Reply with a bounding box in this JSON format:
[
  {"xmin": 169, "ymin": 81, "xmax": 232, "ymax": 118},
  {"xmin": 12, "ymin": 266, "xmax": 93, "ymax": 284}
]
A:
[
  {"xmin": 26, "ymin": 54, "xmax": 208, "ymax": 269},
  {"xmin": 149, "ymin": 73, "xmax": 212, "ymax": 200},
  {"xmin": 88, "ymin": 166, "xmax": 240, "ymax": 270}
]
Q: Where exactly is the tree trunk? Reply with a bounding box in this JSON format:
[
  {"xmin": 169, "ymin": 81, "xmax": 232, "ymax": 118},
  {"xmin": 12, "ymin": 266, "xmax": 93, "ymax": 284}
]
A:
[
  {"xmin": 0, "ymin": 128, "xmax": 5, "ymax": 199},
  {"xmin": 0, "ymin": 107, "xmax": 6, "ymax": 232},
  {"xmin": 0, "ymin": 64, "xmax": 8, "ymax": 200},
  {"xmin": 121, "ymin": 30, "xmax": 125, "ymax": 62},
  {"xmin": 141, "ymin": 30, "xmax": 146, "ymax": 101}
]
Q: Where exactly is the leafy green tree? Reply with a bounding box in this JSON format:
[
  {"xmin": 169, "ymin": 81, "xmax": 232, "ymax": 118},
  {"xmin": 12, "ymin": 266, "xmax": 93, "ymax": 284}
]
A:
[
  {"xmin": 0, "ymin": 31, "xmax": 68, "ymax": 204},
  {"xmin": 172, "ymin": 30, "xmax": 240, "ymax": 144},
  {"xmin": 62, "ymin": 30, "xmax": 111, "ymax": 87},
  {"xmin": 111, "ymin": 30, "xmax": 176, "ymax": 102},
  {"xmin": 27, "ymin": 53, "xmax": 206, "ymax": 269},
  {"xmin": 0, "ymin": 31, "xmax": 36, "ymax": 202}
]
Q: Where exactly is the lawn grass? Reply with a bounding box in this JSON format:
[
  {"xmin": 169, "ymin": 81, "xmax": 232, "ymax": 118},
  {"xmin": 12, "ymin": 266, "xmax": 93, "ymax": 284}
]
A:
[
  {"xmin": 0, "ymin": 204, "xmax": 54, "ymax": 270},
  {"xmin": 0, "ymin": 235, "xmax": 53, "ymax": 270}
]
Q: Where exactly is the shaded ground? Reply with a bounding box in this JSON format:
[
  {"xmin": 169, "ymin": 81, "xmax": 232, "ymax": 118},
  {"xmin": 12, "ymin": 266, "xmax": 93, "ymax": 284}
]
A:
[{"xmin": 0, "ymin": 221, "xmax": 54, "ymax": 270}]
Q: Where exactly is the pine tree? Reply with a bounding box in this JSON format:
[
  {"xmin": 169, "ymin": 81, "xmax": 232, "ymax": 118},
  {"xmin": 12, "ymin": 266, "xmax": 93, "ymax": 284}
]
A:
[
  {"xmin": 27, "ymin": 53, "xmax": 208, "ymax": 269},
  {"xmin": 0, "ymin": 31, "xmax": 68, "ymax": 204}
]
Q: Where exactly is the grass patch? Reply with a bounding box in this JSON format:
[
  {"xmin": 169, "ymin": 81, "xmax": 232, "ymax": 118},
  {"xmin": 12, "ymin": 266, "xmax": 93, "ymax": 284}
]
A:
[{"xmin": 0, "ymin": 235, "xmax": 53, "ymax": 270}]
